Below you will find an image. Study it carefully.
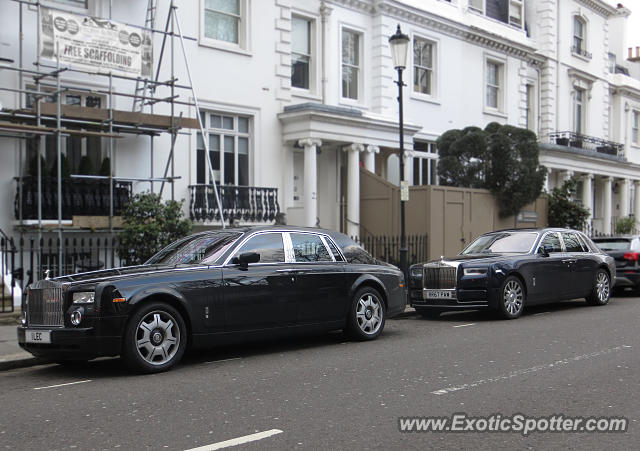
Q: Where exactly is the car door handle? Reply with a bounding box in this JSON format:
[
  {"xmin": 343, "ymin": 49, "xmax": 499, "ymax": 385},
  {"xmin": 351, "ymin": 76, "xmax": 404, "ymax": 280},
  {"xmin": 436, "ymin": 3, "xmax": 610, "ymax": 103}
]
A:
[
  {"xmin": 562, "ymin": 259, "xmax": 577, "ymax": 264},
  {"xmin": 275, "ymin": 268, "xmax": 306, "ymax": 273}
]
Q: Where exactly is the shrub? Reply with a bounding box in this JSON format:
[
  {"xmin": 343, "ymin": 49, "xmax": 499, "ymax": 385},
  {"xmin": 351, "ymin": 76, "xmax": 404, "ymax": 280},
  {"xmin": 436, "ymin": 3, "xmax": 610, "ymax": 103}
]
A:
[
  {"xmin": 615, "ymin": 216, "xmax": 637, "ymax": 235},
  {"xmin": 547, "ymin": 178, "xmax": 589, "ymax": 230}
]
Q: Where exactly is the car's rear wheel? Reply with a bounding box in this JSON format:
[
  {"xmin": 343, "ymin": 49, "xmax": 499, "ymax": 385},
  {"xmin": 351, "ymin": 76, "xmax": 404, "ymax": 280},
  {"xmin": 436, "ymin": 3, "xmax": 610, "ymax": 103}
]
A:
[
  {"xmin": 122, "ymin": 302, "xmax": 187, "ymax": 373},
  {"xmin": 415, "ymin": 307, "xmax": 442, "ymax": 319},
  {"xmin": 586, "ymin": 269, "xmax": 611, "ymax": 306},
  {"xmin": 347, "ymin": 287, "xmax": 385, "ymax": 340},
  {"xmin": 498, "ymin": 276, "xmax": 525, "ymax": 319}
]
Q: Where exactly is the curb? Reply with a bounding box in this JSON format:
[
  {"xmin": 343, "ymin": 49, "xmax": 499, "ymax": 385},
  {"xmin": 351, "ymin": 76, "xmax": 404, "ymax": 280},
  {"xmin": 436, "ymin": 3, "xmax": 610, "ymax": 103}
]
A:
[{"xmin": 393, "ymin": 306, "xmax": 417, "ymax": 319}]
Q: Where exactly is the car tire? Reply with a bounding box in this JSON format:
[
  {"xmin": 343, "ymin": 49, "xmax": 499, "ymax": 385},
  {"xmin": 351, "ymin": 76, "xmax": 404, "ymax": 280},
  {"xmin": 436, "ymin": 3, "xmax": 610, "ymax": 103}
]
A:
[
  {"xmin": 498, "ymin": 276, "xmax": 525, "ymax": 319},
  {"xmin": 415, "ymin": 307, "xmax": 442, "ymax": 319},
  {"xmin": 585, "ymin": 269, "xmax": 611, "ymax": 306},
  {"xmin": 121, "ymin": 302, "xmax": 187, "ymax": 373},
  {"xmin": 347, "ymin": 287, "xmax": 386, "ymax": 341}
]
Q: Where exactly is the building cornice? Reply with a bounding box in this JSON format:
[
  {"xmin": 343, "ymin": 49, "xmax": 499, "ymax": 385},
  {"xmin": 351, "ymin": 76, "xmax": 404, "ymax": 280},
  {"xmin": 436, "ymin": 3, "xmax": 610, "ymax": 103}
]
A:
[
  {"xmin": 326, "ymin": 0, "xmax": 539, "ymax": 61},
  {"xmin": 575, "ymin": 0, "xmax": 619, "ymax": 18}
]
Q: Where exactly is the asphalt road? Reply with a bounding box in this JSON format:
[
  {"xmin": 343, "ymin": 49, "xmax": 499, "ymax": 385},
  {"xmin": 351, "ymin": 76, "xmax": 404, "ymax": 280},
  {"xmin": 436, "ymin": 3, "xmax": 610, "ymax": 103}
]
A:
[{"xmin": 1, "ymin": 296, "xmax": 639, "ymax": 450}]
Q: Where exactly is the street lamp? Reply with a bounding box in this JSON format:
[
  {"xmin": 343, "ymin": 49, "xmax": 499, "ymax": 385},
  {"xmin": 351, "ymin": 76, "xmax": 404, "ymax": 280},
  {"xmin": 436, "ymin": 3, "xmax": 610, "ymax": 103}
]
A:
[{"xmin": 389, "ymin": 24, "xmax": 410, "ymax": 278}]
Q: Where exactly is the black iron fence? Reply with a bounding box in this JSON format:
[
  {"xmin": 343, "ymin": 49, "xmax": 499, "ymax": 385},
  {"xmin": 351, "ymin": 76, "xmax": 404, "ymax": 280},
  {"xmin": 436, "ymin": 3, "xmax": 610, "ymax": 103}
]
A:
[
  {"xmin": 549, "ymin": 132, "xmax": 624, "ymax": 158},
  {"xmin": 0, "ymin": 230, "xmax": 17, "ymax": 313},
  {"xmin": 14, "ymin": 176, "xmax": 133, "ymax": 220},
  {"xmin": 189, "ymin": 184, "xmax": 280, "ymax": 224},
  {"xmin": 354, "ymin": 234, "xmax": 429, "ymax": 268}
]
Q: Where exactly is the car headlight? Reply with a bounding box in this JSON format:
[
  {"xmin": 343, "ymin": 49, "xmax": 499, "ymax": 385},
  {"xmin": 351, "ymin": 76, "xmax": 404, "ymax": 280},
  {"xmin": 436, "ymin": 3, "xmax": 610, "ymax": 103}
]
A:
[
  {"xmin": 463, "ymin": 268, "xmax": 488, "ymax": 276},
  {"xmin": 410, "ymin": 266, "xmax": 423, "ymax": 277},
  {"xmin": 72, "ymin": 291, "xmax": 95, "ymax": 304}
]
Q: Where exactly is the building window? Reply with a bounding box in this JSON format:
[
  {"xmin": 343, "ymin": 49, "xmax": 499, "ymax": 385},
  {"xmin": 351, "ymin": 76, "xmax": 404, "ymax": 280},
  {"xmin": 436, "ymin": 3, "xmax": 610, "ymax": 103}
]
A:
[
  {"xmin": 341, "ymin": 29, "xmax": 361, "ymax": 100},
  {"xmin": 572, "ymin": 16, "xmax": 588, "ymax": 57},
  {"xmin": 573, "ymin": 88, "xmax": 585, "ymax": 134},
  {"xmin": 633, "ymin": 111, "xmax": 639, "ymax": 146},
  {"xmin": 292, "ymin": 16, "xmax": 312, "ymax": 90},
  {"xmin": 469, "ymin": 0, "xmax": 524, "ymax": 28},
  {"xmin": 51, "ymin": 0, "xmax": 88, "ymax": 7},
  {"xmin": 196, "ymin": 112, "xmax": 250, "ymax": 186},
  {"xmin": 485, "ymin": 60, "xmax": 504, "ymax": 111},
  {"xmin": 525, "ymin": 83, "xmax": 536, "ymax": 133},
  {"xmin": 202, "ymin": 0, "xmax": 247, "ymax": 49},
  {"xmin": 413, "ymin": 37, "xmax": 434, "ymax": 96},
  {"xmin": 412, "ymin": 141, "xmax": 438, "ymax": 185},
  {"xmin": 24, "ymin": 87, "xmax": 105, "ymax": 176}
]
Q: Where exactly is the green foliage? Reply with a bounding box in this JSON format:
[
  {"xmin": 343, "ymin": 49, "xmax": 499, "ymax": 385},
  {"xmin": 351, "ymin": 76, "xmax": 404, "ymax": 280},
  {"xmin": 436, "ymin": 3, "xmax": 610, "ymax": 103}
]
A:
[
  {"xmin": 78, "ymin": 156, "xmax": 95, "ymax": 175},
  {"xmin": 99, "ymin": 157, "xmax": 112, "ymax": 177},
  {"xmin": 48, "ymin": 154, "xmax": 71, "ymax": 178},
  {"xmin": 27, "ymin": 155, "xmax": 47, "ymax": 177},
  {"xmin": 615, "ymin": 216, "xmax": 637, "ymax": 235},
  {"xmin": 437, "ymin": 122, "xmax": 546, "ymax": 217},
  {"xmin": 117, "ymin": 192, "xmax": 193, "ymax": 266},
  {"xmin": 547, "ymin": 178, "xmax": 589, "ymax": 230}
]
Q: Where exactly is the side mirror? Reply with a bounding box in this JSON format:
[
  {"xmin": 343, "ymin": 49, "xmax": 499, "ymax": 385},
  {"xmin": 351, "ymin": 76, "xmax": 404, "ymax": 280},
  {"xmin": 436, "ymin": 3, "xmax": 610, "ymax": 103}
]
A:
[
  {"xmin": 233, "ymin": 252, "xmax": 260, "ymax": 269},
  {"xmin": 539, "ymin": 244, "xmax": 553, "ymax": 256}
]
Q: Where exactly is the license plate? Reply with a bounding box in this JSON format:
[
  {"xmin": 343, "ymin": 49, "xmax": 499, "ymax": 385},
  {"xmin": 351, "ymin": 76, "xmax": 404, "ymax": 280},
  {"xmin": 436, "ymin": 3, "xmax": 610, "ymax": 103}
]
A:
[
  {"xmin": 424, "ymin": 290, "xmax": 455, "ymax": 300},
  {"xmin": 26, "ymin": 330, "xmax": 51, "ymax": 344}
]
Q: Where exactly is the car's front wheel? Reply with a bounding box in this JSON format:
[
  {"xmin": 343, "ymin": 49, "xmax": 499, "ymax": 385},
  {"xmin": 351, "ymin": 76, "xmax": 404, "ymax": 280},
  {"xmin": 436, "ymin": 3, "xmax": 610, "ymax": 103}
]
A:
[
  {"xmin": 498, "ymin": 276, "xmax": 525, "ymax": 319},
  {"xmin": 347, "ymin": 287, "xmax": 386, "ymax": 340},
  {"xmin": 122, "ymin": 302, "xmax": 187, "ymax": 373},
  {"xmin": 586, "ymin": 269, "xmax": 611, "ymax": 306}
]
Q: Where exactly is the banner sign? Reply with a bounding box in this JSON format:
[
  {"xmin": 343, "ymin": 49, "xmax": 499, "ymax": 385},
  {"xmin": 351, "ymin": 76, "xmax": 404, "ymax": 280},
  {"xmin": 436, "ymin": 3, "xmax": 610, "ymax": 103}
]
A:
[{"xmin": 39, "ymin": 7, "xmax": 153, "ymax": 78}]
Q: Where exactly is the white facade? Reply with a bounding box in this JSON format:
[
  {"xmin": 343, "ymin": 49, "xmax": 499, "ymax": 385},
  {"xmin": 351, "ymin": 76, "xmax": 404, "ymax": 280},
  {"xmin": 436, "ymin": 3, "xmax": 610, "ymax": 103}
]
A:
[{"xmin": 0, "ymin": 0, "xmax": 639, "ymax": 242}]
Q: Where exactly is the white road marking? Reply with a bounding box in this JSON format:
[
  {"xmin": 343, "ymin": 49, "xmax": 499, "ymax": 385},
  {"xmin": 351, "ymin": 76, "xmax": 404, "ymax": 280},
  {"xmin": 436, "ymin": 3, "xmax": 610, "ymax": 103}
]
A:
[
  {"xmin": 452, "ymin": 323, "xmax": 476, "ymax": 328},
  {"xmin": 431, "ymin": 345, "xmax": 632, "ymax": 395},
  {"xmin": 34, "ymin": 380, "xmax": 92, "ymax": 390},
  {"xmin": 203, "ymin": 357, "xmax": 241, "ymax": 364},
  {"xmin": 533, "ymin": 312, "xmax": 550, "ymax": 316},
  {"xmin": 184, "ymin": 429, "xmax": 283, "ymax": 451}
]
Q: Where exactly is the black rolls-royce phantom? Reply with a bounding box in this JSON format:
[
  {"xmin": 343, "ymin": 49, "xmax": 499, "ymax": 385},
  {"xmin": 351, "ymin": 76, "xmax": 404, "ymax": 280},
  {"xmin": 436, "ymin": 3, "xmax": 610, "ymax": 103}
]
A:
[
  {"xmin": 409, "ymin": 228, "xmax": 615, "ymax": 319},
  {"xmin": 18, "ymin": 227, "xmax": 406, "ymax": 372}
]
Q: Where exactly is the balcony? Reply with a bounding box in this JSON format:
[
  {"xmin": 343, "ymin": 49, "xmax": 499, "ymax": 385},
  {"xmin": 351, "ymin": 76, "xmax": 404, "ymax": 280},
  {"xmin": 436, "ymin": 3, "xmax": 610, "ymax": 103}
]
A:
[
  {"xmin": 548, "ymin": 132, "xmax": 624, "ymax": 158},
  {"xmin": 14, "ymin": 176, "xmax": 132, "ymax": 221},
  {"xmin": 189, "ymin": 185, "xmax": 280, "ymax": 225}
]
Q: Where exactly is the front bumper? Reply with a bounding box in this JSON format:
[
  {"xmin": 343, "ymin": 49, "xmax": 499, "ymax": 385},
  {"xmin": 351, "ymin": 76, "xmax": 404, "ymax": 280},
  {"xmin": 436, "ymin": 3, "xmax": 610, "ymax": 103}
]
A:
[
  {"xmin": 410, "ymin": 288, "xmax": 491, "ymax": 309},
  {"xmin": 614, "ymin": 270, "xmax": 640, "ymax": 289},
  {"xmin": 17, "ymin": 326, "xmax": 122, "ymax": 360}
]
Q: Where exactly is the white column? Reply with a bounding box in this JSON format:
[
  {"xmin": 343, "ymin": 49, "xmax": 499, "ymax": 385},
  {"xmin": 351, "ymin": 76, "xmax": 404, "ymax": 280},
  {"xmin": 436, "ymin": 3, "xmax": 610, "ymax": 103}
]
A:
[
  {"xmin": 343, "ymin": 143, "xmax": 364, "ymax": 238},
  {"xmin": 580, "ymin": 173, "xmax": 593, "ymax": 220},
  {"xmin": 544, "ymin": 168, "xmax": 552, "ymax": 192},
  {"xmin": 602, "ymin": 177, "xmax": 613, "ymax": 235},
  {"xmin": 298, "ymin": 138, "xmax": 322, "ymax": 227},
  {"xmin": 403, "ymin": 150, "xmax": 415, "ymax": 185},
  {"xmin": 620, "ymin": 179, "xmax": 630, "ymax": 218},
  {"xmin": 634, "ymin": 180, "xmax": 640, "ymax": 221},
  {"xmin": 363, "ymin": 145, "xmax": 379, "ymax": 173},
  {"xmin": 561, "ymin": 169, "xmax": 574, "ymax": 185}
]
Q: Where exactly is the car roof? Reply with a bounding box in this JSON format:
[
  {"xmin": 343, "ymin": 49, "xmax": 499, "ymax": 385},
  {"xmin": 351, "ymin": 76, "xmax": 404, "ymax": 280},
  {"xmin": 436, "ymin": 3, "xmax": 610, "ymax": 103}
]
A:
[
  {"xmin": 482, "ymin": 227, "xmax": 583, "ymax": 234},
  {"xmin": 193, "ymin": 225, "xmax": 349, "ymax": 238}
]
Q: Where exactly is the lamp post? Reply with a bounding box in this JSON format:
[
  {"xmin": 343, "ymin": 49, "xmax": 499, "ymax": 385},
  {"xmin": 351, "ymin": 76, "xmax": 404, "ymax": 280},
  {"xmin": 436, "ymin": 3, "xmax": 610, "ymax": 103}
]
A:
[{"xmin": 389, "ymin": 24, "xmax": 410, "ymax": 278}]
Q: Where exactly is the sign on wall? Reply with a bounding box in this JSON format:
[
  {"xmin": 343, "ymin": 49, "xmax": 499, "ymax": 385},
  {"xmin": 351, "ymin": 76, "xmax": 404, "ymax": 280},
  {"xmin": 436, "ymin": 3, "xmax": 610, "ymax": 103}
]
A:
[{"xmin": 39, "ymin": 7, "xmax": 153, "ymax": 78}]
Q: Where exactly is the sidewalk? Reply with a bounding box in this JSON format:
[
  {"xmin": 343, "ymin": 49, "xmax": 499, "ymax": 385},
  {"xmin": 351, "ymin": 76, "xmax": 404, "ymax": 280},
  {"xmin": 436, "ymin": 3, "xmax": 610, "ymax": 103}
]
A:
[{"xmin": 0, "ymin": 306, "xmax": 417, "ymax": 371}]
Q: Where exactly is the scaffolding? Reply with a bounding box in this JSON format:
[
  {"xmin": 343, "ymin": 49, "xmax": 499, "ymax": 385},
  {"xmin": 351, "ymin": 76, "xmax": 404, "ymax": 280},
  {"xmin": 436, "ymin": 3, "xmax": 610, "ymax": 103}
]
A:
[{"xmin": 0, "ymin": 0, "xmax": 224, "ymax": 275}]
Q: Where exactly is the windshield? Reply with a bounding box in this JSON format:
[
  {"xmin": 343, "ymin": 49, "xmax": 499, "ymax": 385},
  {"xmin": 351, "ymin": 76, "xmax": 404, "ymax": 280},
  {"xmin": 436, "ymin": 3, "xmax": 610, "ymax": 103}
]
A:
[
  {"xmin": 592, "ymin": 239, "xmax": 632, "ymax": 251},
  {"xmin": 460, "ymin": 232, "xmax": 539, "ymax": 255},
  {"xmin": 145, "ymin": 232, "xmax": 242, "ymax": 265}
]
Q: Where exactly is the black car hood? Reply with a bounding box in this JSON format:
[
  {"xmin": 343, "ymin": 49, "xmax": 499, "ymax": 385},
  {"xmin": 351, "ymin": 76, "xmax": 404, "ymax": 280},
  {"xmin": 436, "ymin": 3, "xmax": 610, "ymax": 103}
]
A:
[
  {"xmin": 432, "ymin": 253, "xmax": 528, "ymax": 265},
  {"xmin": 54, "ymin": 264, "xmax": 183, "ymax": 284}
]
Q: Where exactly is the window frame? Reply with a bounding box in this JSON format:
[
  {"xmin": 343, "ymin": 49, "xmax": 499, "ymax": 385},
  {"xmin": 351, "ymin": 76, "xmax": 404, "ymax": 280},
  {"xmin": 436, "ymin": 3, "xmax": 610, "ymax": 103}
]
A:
[
  {"xmin": 340, "ymin": 25, "xmax": 364, "ymax": 103},
  {"xmin": 632, "ymin": 110, "xmax": 639, "ymax": 146},
  {"xmin": 412, "ymin": 141, "xmax": 438, "ymax": 186},
  {"xmin": 412, "ymin": 34, "xmax": 437, "ymax": 99},
  {"xmin": 484, "ymin": 56, "xmax": 506, "ymax": 114},
  {"xmin": 291, "ymin": 14, "xmax": 313, "ymax": 91},
  {"xmin": 199, "ymin": 0, "xmax": 250, "ymax": 54},
  {"xmin": 573, "ymin": 87, "xmax": 586, "ymax": 134},
  {"xmin": 468, "ymin": 0, "xmax": 524, "ymax": 29}
]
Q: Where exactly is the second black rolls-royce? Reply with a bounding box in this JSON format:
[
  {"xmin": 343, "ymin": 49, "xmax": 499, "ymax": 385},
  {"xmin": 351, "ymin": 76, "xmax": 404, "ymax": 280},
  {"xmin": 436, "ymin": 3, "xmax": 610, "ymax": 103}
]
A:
[
  {"xmin": 18, "ymin": 227, "xmax": 406, "ymax": 373},
  {"xmin": 409, "ymin": 228, "xmax": 615, "ymax": 319}
]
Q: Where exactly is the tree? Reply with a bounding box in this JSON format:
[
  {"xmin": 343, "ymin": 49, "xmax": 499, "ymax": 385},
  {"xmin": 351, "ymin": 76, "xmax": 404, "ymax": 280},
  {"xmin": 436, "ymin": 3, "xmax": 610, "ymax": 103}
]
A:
[
  {"xmin": 117, "ymin": 193, "xmax": 193, "ymax": 266},
  {"xmin": 437, "ymin": 122, "xmax": 546, "ymax": 217},
  {"xmin": 547, "ymin": 178, "xmax": 589, "ymax": 230}
]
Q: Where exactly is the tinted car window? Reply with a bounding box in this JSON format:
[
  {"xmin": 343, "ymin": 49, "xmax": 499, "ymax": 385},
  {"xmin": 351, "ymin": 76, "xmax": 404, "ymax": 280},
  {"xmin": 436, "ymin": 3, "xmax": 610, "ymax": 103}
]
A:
[
  {"xmin": 328, "ymin": 233, "xmax": 377, "ymax": 264},
  {"xmin": 147, "ymin": 232, "xmax": 242, "ymax": 265},
  {"xmin": 234, "ymin": 233, "xmax": 285, "ymax": 263},
  {"xmin": 562, "ymin": 232, "xmax": 586, "ymax": 252},
  {"xmin": 538, "ymin": 232, "xmax": 562, "ymax": 253},
  {"xmin": 325, "ymin": 238, "xmax": 345, "ymax": 262},
  {"xmin": 290, "ymin": 233, "xmax": 332, "ymax": 262},
  {"xmin": 461, "ymin": 232, "xmax": 538, "ymax": 254},
  {"xmin": 592, "ymin": 238, "xmax": 632, "ymax": 251}
]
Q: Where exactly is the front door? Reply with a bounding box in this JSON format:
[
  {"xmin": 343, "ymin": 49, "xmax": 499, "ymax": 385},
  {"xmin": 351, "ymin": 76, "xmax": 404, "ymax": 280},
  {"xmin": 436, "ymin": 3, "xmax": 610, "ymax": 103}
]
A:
[{"xmin": 531, "ymin": 232, "xmax": 571, "ymax": 302}]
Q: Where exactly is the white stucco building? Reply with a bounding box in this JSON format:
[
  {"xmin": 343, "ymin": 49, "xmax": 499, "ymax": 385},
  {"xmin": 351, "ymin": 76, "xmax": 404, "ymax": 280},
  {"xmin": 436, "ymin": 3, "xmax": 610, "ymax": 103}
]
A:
[{"xmin": 0, "ymin": 0, "xmax": 639, "ymax": 251}]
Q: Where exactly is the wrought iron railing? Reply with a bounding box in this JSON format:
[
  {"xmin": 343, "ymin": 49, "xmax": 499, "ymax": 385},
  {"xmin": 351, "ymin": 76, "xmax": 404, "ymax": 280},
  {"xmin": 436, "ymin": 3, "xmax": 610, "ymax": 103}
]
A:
[
  {"xmin": 571, "ymin": 45, "xmax": 592, "ymax": 59},
  {"xmin": 14, "ymin": 176, "xmax": 133, "ymax": 220},
  {"xmin": 0, "ymin": 228, "xmax": 17, "ymax": 313},
  {"xmin": 548, "ymin": 132, "xmax": 624, "ymax": 158},
  {"xmin": 189, "ymin": 184, "xmax": 280, "ymax": 224},
  {"xmin": 354, "ymin": 234, "xmax": 428, "ymax": 268}
]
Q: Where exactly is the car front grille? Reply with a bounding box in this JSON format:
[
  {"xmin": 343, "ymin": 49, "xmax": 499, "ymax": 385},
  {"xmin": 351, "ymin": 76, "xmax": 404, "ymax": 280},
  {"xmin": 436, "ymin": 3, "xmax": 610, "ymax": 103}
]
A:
[
  {"xmin": 423, "ymin": 265, "xmax": 457, "ymax": 289},
  {"xmin": 27, "ymin": 280, "xmax": 65, "ymax": 327}
]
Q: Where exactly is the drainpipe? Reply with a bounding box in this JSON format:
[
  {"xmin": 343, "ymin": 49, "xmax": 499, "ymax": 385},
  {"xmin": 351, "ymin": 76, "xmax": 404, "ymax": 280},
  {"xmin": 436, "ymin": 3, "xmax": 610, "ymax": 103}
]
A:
[{"xmin": 320, "ymin": 1, "xmax": 332, "ymax": 104}]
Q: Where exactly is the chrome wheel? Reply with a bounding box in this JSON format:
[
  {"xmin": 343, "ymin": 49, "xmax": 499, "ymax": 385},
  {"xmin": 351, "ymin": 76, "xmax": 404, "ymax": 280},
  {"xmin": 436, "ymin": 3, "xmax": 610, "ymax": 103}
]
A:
[
  {"xmin": 503, "ymin": 280, "xmax": 524, "ymax": 316},
  {"xmin": 596, "ymin": 271, "xmax": 610, "ymax": 303},
  {"xmin": 356, "ymin": 293, "xmax": 383, "ymax": 335},
  {"xmin": 135, "ymin": 310, "xmax": 180, "ymax": 366}
]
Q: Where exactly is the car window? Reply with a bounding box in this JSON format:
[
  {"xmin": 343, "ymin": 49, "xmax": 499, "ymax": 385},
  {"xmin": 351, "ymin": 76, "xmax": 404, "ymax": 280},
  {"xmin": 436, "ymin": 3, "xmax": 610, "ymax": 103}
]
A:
[
  {"xmin": 562, "ymin": 232, "xmax": 586, "ymax": 252},
  {"xmin": 324, "ymin": 237, "xmax": 345, "ymax": 262},
  {"xmin": 538, "ymin": 232, "xmax": 562, "ymax": 253},
  {"xmin": 592, "ymin": 238, "xmax": 632, "ymax": 251},
  {"xmin": 460, "ymin": 232, "xmax": 538, "ymax": 254},
  {"xmin": 233, "ymin": 233, "xmax": 285, "ymax": 263},
  {"xmin": 290, "ymin": 233, "xmax": 333, "ymax": 262}
]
